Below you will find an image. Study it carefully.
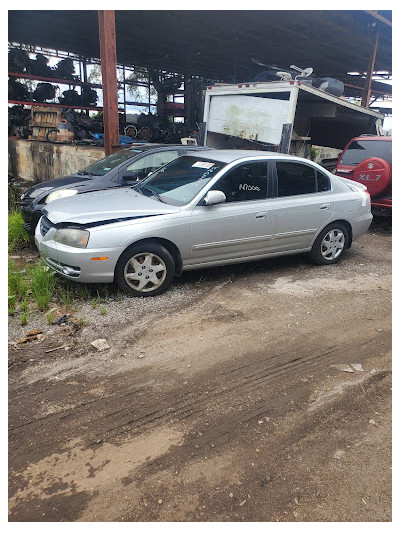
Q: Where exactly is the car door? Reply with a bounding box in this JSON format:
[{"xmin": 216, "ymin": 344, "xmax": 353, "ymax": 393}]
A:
[
  {"xmin": 271, "ymin": 160, "xmax": 334, "ymax": 251},
  {"xmin": 190, "ymin": 160, "xmax": 274, "ymax": 266}
]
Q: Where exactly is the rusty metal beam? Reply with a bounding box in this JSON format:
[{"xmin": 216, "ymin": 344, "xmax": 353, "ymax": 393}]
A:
[
  {"xmin": 361, "ymin": 30, "xmax": 379, "ymax": 108},
  {"xmin": 98, "ymin": 10, "xmax": 119, "ymax": 155}
]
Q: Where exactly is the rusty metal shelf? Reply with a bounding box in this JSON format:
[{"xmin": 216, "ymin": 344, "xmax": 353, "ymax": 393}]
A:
[
  {"xmin": 8, "ymin": 71, "xmax": 102, "ymax": 89},
  {"xmin": 8, "ymin": 99, "xmax": 105, "ymax": 111}
]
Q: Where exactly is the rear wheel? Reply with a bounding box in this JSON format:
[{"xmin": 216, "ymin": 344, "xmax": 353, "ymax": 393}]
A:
[
  {"xmin": 311, "ymin": 222, "xmax": 348, "ymax": 265},
  {"xmin": 115, "ymin": 243, "xmax": 175, "ymax": 297}
]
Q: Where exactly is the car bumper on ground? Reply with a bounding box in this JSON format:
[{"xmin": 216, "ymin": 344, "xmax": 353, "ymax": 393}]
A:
[{"xmin": 35, "ymin": 225, "xmax": 122, "ymax": 284}]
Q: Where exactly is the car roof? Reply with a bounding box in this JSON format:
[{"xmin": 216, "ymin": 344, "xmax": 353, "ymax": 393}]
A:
[
  {"xmin": 123, "ymin": 143, "xmax": 209, "ymax": 153},
  {"xmin": 184, "ymin": 149, "xmax": 302, "ymax": 164}
]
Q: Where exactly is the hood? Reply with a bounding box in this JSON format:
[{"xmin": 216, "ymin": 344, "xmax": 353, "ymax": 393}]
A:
[
  {"xmin": 42, "ymin": 187, "xmax": 181, "ymax": 225},
  {"xmin": 21, "ymin": 174, "xmax": 89, "ymax": 200}
]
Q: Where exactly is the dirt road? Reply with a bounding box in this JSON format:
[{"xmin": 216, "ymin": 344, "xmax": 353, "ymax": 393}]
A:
[{"xmin": 8, "ymin": 227, "xmax": 392, "ymax": 522}]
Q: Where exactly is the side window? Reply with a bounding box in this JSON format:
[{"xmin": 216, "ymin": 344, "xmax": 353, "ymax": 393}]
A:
[
  {"xmin": 276, "ymin": 162, "xmax": 317, "ymax": 197},
  {"xmin": 212, "ymin": 162, "xmax": 269, "ymax": 203},
  {"xmin": 316, "ymin": 170, "xmax": 330, "ymax": 192},
  {"xmin": 126, "ymin": 150, "xmax": 179, "ymax": 180}
]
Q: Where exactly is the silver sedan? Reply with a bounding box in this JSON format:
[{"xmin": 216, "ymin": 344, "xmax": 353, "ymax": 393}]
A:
[{"xmin": 35, "ymin": 150, "xmax": 372, "ymax": 296}]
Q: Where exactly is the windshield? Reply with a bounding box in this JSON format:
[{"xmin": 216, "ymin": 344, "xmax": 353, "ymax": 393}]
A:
[
  {"xmin": 340, "ymin": 140, "xmax": 392, "ymax": 165},
  {"xmin": 79, "ymin": 149, "xmax": 143, "ymax": 177},
  {"xmin": 137, "ymin": 156, "xmax": 226, "ymax": 206}
]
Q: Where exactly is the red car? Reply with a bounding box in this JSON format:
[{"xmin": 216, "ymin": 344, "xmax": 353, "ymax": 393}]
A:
[{"xmin": 335, "ymin": 135, "xmax": 392, "ymax": 216}]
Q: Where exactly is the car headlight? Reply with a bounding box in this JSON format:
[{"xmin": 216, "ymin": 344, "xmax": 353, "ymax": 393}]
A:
[
  {"xmin": 45, "ymin": 189, "xmax": 78, "ymax": 204},
  {"xmin": 54, "ymin": 228, "xmax": 89, "ymax": 248}
]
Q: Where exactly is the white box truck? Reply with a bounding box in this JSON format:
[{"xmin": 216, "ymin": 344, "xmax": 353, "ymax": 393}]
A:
[{"xmin": 201, "ymin": 80, "xmax": 384, "ymax": 161}]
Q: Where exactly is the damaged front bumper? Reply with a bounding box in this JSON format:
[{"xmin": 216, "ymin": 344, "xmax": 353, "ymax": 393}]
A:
[{"xmin": 35, "ymin": 219, "xmax": 122, "ymax": 284}]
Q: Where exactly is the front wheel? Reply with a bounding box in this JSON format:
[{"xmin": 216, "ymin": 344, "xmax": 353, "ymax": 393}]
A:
[
  {"xmin": 115, "ymin": 243, "xmax": 175, "ymax": 297},
  {"xmin": 310, "ymin": 223, "xmax": 349, "ymax": 265}
]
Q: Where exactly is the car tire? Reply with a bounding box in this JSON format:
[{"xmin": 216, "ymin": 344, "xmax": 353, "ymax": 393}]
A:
[
  {"xmin": 115, "ymin": 242, "xmax": 175, "ymax": 297},
  {"xmin": 310, "ymin": 222, "xmax": 349, "ymax": 265}
]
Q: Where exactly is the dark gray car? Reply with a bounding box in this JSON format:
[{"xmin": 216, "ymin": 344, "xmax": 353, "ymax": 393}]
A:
[{"xmin": 20, "ymin": 143, "xmax": 210, "ymax": 234}]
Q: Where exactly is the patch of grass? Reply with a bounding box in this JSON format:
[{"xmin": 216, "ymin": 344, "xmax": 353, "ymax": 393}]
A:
[
  {"xmin": 76, "ymin": 283, "xmax": 92, "ymax": 300},
  {"xmin": 59, "ymin": 287, "xmax": 73, "ymax": 310},
  {"xmin": 117, "ymin": 290, "xmax": 124, "ymax": 303},
  {"xmin": 8, "ymin": 211, "xmax": 33, "ymax": 252},
  {"xmin": 9, "ymin": 248, "xmax": 118, "ymax": 319},
  {"xmin": 30, "ymin": 261, "xmax": 56, "ymax": 311},
  {"xmin": 8, "ymin": 296, "xmax": 16, "ymax": 316},
  {"xmin": 20, "ymin": 312, "xmax": 28, "ymax": 326},
  {"xmin": 8, "ymin": 260, "xmax": 29, "ymax": 302}
]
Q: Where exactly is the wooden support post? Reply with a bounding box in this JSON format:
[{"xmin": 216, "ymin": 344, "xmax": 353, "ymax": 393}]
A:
[
  {"xmin": 98, "ymin": 10, "xmax": 119, "ymax": 155},
  {"xmin": 361, "ymin": 30, "xmax": 379, "ymax": 108}
]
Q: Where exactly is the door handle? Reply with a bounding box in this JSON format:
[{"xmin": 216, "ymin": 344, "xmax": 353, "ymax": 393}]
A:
[
  {"xmin": 255, "ymin": 212, "xmax": 268, "ymax": 219},
  {"xmin": 320, "ymin": 204, "xmax": 330, "ymax": 210}
]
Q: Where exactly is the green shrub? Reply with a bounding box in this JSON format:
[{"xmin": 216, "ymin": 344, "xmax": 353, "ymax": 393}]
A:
[{"xmin": 8, "ymin": 211, "xmax": 33, "ymax": 252}]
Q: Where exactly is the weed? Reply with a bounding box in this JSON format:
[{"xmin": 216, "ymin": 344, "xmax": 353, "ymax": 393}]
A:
[
  {"xmin": 8, "ymin": 296, "xmax": 16, "ymax": 316},
  {"xmin": 8, "ymin": 211, "xmax": 33, "ymax": 252},
  {"xmin": 46, "ymin": 312, "xmax": 54, "ymax": 325},
  {"xmin": 80, "ymin": 315, "xmax": 88, "ymax": 327},
  {"xmin": 30, "ymin": 261, "xmax": 56, "ymax": 311},
  {"xmin": 20, "ymin": 299, "xmax": 28, "ymax": 313},
  {"xmin": 97, "ymin": 286, "xmax": 109, "ymax": 301},
  {"xmin": 91, "ymin": 290, "xmax": 102, "ymax": 309},
  {"xmin": 76, "ymin": 283, "xmax": 91, "ymax": 300},
  {"xmin": 194, "ymin": 276, "xmax": 205, "ymax": 287},
  {"xmin": 8, "ymin": 182, "xmax": 20, "ymax": 212},
  {"xmin": 20, "ymin": 312, "xmax": 28, "ymax": 326},
  {"xmin": 8, "ymin": 260, "xmax": 29, "ymax": 302},
  {"xmin": 117, "ymin": 290, "xmax": 124, "ymax": 303},
  {"xmin": 100, "ymin": 306, "xmax": 107, "ymax": 315},
  {"xmin": 59, "ymin": 287, "xmax": 73, "ymax": 310},
  {"xmin": 310, "ymin": 146, "xmax": 319, "ymax": 161}
]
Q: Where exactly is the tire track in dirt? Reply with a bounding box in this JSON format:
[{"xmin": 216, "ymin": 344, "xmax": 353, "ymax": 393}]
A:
[{"xmin": 9, "ymin": 323, "xmax": 390, "ymax": 465}]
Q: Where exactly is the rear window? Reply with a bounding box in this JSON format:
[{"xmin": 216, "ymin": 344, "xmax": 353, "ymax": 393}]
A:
[{"xmin": 340, "ymin": 140, "xmax": 392, "ymax": 165}]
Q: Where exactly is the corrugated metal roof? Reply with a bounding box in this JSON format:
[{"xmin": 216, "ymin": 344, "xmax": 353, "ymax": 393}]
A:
[{"xmin": 8, "ymin": 10, "xmax": 392, "ymax": 83}]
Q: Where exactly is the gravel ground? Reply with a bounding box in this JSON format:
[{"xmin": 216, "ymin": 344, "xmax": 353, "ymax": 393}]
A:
[{"xmin": 9, "ymin": 222, "xmax": 392, "ymax": 522}]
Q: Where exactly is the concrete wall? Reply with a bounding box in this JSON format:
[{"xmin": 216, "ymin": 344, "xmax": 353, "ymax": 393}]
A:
[
  {"xmin": 8, "ymin": 139, "xmax": 105, "ymax": 183},
  {"xmin": 311, "ymin": 145, "xmax": 342, "ymax": 166}
]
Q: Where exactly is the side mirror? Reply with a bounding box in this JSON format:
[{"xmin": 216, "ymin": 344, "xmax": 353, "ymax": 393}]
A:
[
  {"xmin": 203, "ymin": 190, "xmax": 226, "ymax": 206},
  {"xmin": 121, "ymin": 171, "xmax": 139, "ymax": 184}
]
